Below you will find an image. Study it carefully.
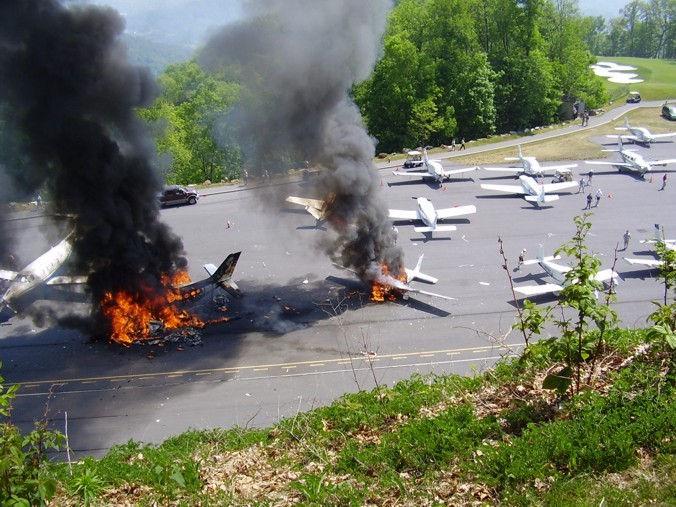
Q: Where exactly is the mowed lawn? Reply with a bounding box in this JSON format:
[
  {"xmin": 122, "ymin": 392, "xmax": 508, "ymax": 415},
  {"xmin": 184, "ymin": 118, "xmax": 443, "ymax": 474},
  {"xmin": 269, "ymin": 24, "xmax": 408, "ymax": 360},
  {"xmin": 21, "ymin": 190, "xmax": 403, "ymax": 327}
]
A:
[{"xmin": 596, "ymin": 56, "xmax": 676, "ymax": 102}]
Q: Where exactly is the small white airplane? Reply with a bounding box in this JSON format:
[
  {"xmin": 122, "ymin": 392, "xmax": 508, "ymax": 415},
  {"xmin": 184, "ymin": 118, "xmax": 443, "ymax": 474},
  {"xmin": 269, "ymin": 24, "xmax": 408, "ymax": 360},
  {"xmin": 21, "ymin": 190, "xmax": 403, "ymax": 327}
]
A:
[
  {"xmin": 515, "ymin": 244, "xmax": 620, "ymax": 297},
  {"xmin": 480, "ymin": 175, "xmax": 578, "ymax": 204},
  {"xmin": 624, "ymin": 224, "xmax": 675, "ymax": 269},
  {"xmin": 392, "ymin": 147, "xmax": 478, "ymax": 184},
  {"xmin": 483, "ymin": 145, "xmax": 577, "ymax": 177},
  {"xmin": 388, "ymin": 197, "xmax": 476, "ymax": 234},
  {"xmin": 0, "ymin": 232, "xmax": 243, "ymax": 314},
  {"xmin": 585, "ymin": 138, "xmax": 676, "ymax": 178},
  {"xmin": 607, "ymin": 117, "xmax": 676, "ymax": 145}
]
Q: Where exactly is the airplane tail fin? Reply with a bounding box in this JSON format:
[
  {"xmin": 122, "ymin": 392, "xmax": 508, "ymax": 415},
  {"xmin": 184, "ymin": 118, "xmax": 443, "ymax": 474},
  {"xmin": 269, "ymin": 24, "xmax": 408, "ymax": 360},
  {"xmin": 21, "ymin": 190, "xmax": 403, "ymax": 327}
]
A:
[
  {"xmin": 405, "ymin": 254, "xmax": 439, "ymax": 284},
  {"xmin": 203, "ymin": 252, "xmax": 243, "ymax": 298}
]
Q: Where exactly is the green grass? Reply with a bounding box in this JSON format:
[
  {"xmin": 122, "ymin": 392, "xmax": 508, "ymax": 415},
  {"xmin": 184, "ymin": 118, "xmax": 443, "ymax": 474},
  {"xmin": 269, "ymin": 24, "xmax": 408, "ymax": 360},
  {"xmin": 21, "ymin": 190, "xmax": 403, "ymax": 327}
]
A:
[{"xmin": 596, "ymin": 56, "xmax": 676, "ymax": 103}]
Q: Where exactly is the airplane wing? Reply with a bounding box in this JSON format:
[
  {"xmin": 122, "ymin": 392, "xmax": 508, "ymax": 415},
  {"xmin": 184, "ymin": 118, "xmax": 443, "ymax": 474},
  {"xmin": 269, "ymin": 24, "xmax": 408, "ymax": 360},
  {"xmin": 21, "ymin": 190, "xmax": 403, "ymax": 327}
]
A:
[
  {"xmin": 406, "ymin": 287, "xmax": 457, "ymax": 301},
  {"xmin": 540, "ymin": 163, "xmax": 578, "ymax": 172},
  {"xmin": 482, "ymin": 166, "xmax": 522, "ymax": 174},
  {"xmin": 514, "ymin": 283, "xmax": 564, "ymax": 297},
  {"xmin": 414, "ymin": 225, "xmax": 456, "ymax": 233},
  {"xmin": 541, "ymin": 181, "xmax": 579, "ymax": 193},
  {"xmin": 480, "ymin": 183, "xmax": 526, "ymax": 195},
  {"xmin": 442, "ymin": 166, "xmax": 479, "ymax": 176},
  {"xmin": 46, "ymin": 275, "xmax": 88, "ymax": 285},
  {"xmin": 435, "ymin": 204, "xmax": 477, "ymax": 220},
  {"xmin": 648, "ymin": 158, "xmax": 676, "ymax": 167},
  {"xmin": 388, "ymin": 209, "xmax": 419, "ymax": 221},
  {"xmin": 651, "ymin": 132, "xmax": 676, "ymax": 140},
  {"xmin": 391, "ymin": 170, "xmax": 435, "ymax": 179},
  {"xmin": 594, "ymin": 269, "xmax": 620, "ymax": 284},
  {"xmin": 606, "ymin": 134, "xmax": 638, "ymax": 142},
  {"xmin": 584, "ymin": 160, "xmax": 633, "ymax": 169},
  {"xmin": 623, "ymin": 257, "xmax": 662, "ymax": 268},
  {"xmin": 0, "ymin": 269, "xmax": 19, "ymax": 281}
]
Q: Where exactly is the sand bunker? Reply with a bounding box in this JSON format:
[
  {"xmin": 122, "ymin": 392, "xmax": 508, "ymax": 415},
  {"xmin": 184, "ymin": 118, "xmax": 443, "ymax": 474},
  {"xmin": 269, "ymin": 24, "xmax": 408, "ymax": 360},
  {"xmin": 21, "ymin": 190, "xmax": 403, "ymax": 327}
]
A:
[{"xmin": 590, "ymin": 61, "xmax": 644, "ymax": 84}]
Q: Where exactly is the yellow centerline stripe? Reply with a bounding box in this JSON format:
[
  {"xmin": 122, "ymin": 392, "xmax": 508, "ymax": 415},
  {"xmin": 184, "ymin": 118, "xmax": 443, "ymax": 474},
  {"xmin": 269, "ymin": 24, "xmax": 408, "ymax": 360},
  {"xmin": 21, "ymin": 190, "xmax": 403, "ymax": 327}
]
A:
[{"xmin": 9, "ymin": 343, "xmax": 523, "ymax": 387}]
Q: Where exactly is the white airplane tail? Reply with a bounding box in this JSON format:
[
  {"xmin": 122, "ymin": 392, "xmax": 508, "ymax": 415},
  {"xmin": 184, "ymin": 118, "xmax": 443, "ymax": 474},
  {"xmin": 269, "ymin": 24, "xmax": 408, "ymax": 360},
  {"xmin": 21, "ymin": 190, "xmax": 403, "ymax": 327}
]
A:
[
  {"xmin": 405, "ymin": 254, "xmax": 439, "ymax": 284},
  {"xmin": 525, "ymin": 194, "xmax": 559, "ymax": 203},
  {"xmin": 414, "ymin": 225, "xmax": 457, "ymax": 233}
]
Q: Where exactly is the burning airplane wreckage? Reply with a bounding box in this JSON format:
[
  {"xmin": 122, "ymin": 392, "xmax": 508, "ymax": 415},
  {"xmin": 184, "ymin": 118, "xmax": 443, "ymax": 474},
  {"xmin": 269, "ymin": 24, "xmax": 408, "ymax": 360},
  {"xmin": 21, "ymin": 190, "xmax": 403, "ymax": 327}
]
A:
[
  {"xmin": 0, "ymin": 0, "xmax": 243, "ymax": 346},
  {"xmin": 0, "ymin": 0, "xmax": 448, "ymax": 346}
]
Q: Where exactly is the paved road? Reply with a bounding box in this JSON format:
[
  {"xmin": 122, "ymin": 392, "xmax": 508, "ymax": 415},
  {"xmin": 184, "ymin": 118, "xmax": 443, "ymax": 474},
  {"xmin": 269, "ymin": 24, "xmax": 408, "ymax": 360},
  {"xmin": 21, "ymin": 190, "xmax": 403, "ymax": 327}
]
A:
[{"xmin": 2, "ymin": 103, "xmax": 675, "ymax": 459}]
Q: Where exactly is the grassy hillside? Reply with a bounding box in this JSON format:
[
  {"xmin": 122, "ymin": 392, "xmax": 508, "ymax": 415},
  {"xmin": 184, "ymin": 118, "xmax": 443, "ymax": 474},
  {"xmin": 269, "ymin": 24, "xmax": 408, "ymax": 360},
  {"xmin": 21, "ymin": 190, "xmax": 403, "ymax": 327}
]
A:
[
  {"xmin": 38, "ymin": 328, "xmax": 675, "ymax": 505},
  {"xmin": 596, "ymin": 56, "xmax": 676, "ymax": 103}
]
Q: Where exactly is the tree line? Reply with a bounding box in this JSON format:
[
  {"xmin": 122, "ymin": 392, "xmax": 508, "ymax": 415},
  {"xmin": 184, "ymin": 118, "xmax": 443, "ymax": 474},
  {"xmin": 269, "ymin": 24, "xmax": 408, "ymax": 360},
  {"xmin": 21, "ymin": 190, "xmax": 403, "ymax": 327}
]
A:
[{"xmin": 1, "ymin": 1, "xmax": 667, "ymax": 187}]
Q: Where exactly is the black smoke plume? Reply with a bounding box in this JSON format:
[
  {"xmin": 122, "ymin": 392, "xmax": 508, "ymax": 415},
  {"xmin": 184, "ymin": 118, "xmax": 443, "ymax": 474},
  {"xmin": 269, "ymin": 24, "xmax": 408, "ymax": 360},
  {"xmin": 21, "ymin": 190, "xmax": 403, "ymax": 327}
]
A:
[
  {"xmin": 0, "ymin": 0, "xmax": 186, "ymax": 332},
  {"xmin": 199, "ymin": 0, "xmax": 400, "ymax": 283}
]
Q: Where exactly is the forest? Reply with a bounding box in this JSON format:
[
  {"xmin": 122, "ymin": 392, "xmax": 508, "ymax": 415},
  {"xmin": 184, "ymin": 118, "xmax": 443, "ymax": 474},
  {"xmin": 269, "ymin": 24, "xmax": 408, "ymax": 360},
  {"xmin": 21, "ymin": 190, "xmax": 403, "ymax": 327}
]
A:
[{"xmin": 2, "ymin": 0, "xmax": 676, "ymax": 187}]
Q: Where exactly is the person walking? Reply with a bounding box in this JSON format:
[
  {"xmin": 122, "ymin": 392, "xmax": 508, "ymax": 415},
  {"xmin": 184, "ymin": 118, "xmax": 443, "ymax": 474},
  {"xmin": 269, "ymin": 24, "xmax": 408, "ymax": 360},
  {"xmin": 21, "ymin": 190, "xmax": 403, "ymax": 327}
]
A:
[
  {"xmin": 450, "ymin": 138, "xmax": 456, "ymax": 151},
  {"xmin": 517, "ymin": 249, "xmax": 526, "ymax": 271},
  {"xmin": 585, "ymin": 192, "xmax": 593, "ymax": 210},
  {"xmin": 587, "ymin": 169, "xmax": 593, "ymax": 186},
  {"xmin": 660, "ymin": 173, "xmax": 668, "ymax": 191},
  {"xmin": 623, "ymin": 230, "xmax": 631, "ymax": 250},
  {"xmin": 391, "ymin": 225, "xmax": 399, "ymax": 246},
  {"xmin": 459, "ymin": 137, "xmax": 466, "ymax": 150},
  {"xmin": 595, "ymin": 188, "xmax": 603, "ymax": 207},
  {"xmin": 577, "ymin": 177, "xmax": 585, "ymax": 193}
]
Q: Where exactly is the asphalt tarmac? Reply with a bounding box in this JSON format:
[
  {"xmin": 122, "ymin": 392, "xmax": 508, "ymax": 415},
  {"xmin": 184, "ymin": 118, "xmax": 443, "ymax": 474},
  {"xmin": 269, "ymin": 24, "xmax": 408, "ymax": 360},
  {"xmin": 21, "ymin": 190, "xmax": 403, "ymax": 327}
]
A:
[{"xmin": 2, "ymin": 105, "xmax": 675, "ymax": 459}]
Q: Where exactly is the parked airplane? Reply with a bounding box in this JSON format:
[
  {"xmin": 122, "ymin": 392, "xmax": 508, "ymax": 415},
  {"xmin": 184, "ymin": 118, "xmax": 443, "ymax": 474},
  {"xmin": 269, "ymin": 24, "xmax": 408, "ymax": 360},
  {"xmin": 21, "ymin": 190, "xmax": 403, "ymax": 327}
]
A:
[
  {"xmin": 392, "ymin": 148, "xmax": 478, "ymax": 184},
  {"xmin": 624, "ymin": 224, "xmax": 675, "ymax": 269},
  {"xmin": 607, "ymin": 117, "xmax": 676, "ymax": 145},
  {"xmin": 514, "ymin": 245, "xmax": 620, "ymax": 297},
  {"xmin": 483, "ymin": 145, "xmax": 577, "ymax": 177},
  {"xmin": 388, "ymin": 197, "xmax": 476, "ymax": 234},
  {"xmin": 585, "ymin": 138, "xmax": 676, "ymax": 178},
  {"xmin": 480, "ymin": 175, "xmax": 578, "ymax": 204},
  {"xmin": 0, "ymin": 232, "xmax": 242, "ymax": 313}
]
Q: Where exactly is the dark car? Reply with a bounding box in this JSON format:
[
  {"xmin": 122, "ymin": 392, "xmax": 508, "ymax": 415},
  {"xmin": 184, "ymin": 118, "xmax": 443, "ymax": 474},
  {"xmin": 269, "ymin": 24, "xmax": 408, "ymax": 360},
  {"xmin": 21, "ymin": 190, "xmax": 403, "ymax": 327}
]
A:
[
  {"xmin": 159, "ymin": 185, "xmax": 199, "ymax": 206},
  {"xmin": 662, "ymin": 103, "xmax": 676, "ymax": 120}
]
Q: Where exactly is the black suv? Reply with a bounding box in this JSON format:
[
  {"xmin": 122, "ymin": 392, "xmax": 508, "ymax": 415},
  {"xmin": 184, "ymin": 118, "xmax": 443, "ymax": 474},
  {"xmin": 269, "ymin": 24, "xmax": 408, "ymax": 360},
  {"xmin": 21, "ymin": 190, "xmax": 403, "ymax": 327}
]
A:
[{"xmin": 159, "ymin": 185, "xmax": 199, "ymax": 206}]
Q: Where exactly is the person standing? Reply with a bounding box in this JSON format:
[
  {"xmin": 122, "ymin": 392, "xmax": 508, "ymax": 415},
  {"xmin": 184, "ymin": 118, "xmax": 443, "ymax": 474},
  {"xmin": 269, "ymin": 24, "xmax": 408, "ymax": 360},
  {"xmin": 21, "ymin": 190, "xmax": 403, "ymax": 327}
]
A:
[
  {"xmin": 595, "ymin": 188, "xmax": 603, "ymax": 207},
  {"xmin": 587, "ymin": 169, "xmax": 593, "ymax": 186},
  {"xmin": 585, "ymin": 192, "xmax": 593, "ymax": 210},
  {"xmin": 660, "ymin": 173, "xmax": 668, "ymax": 191},
  {"xmin": 623, "ymin": 230, "xmax": 631, "ymax": 250},
  {"xmin": 391, "ymin": 225, "xmax": 399, "ymax": 246},
  {"xmin": 577, "ymin": 177, "xmax": 585, "ymax": 193},
  {"xmin": 517, "ymin": 249, "xmax": 526, "ymax": 271},
  {"xmin": 450, "ymin": 138, "xmax": 456, "ymax": 151}
]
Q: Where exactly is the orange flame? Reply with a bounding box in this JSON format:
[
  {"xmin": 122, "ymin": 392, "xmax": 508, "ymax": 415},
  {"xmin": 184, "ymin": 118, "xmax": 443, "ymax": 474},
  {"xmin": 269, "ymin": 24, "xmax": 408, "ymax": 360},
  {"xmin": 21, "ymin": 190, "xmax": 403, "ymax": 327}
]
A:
[
  {"xmin": 101, "ymin": 271, "xmax": 203, "ymax": 346},
  {"xmin": 370, "ymin": 263, "xmax": 406, "ymax": 302}
]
